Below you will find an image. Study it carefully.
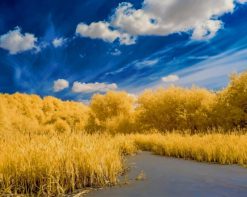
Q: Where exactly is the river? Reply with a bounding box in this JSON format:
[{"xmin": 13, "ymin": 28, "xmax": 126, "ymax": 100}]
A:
[{"xmin": 87, "ymin": 152, "xmax": 247, "ymax": 197}]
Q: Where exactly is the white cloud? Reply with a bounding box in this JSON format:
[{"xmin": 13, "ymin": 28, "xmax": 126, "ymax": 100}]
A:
[
  {"xmin": 119, "ymin": 32, "xmax": 136, "ymax": 45},
  {"xmin": 0, "ymin": 27, "xmax": 38, "ymax": 54},
  {"xmin": 72, "ymin": 82, "xmax": 118, "ymax": 93},
  {"xmin": 75, "ymin": 0, "xmax": 246, "ymax": 44},
  {"xmin": 111, "ymin": 0, "xmax": 235, "ymax": 39},
  {"xmin": 162, "ymin": 75, "xmax": 180, "ymax": 82},
  {"xmin": 76, "ymin": 22, "xmax": 119, "ymax": 43},
  {"xmin": 53, "ymin": 79, "xmax": 69, "ymax": 92},
  {"xmin": 76, "ymin": 21, "xmax": 136, "ymax": 45},
  {"xmin": 192, "ymin": 20, "xmax": 223, "ymax": 40},
  {"xmin": 135, "ymin": 59, "xmax": 159, "ymax": 68},
  {"xmin": 52, "ymin": 37, "xmax": 66, "ymax": 48}
]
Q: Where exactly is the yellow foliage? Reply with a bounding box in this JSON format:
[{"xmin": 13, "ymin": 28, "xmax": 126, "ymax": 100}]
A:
[
  {"xmin": 213, "ymin": 72, "xmax": 247, "ymax": 129},
  {"xmin": 86, "ymin": 91, "xmax": 135, "ymax": 133},
  {"xmin": 0, "ymin": 101, "xmax": 6, "ymax": 131},
  {"xmin": 1, "ymin": 71, "xmax": 247, "ymax": 134},
  {"xmin": 54, "ymin": 119, "xmax": 71, "ymax": 133},
  {"xmin": 0, "ymin": 93, "xmax": 89, "ymax": 134},
  {"xmin": 137, "ymin": 86, "xmax": 215, "ymax": 132}
]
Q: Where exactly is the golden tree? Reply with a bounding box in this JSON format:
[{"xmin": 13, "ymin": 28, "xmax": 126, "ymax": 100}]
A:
[
  {"xmin": 137, "ymin": 86, "xmax": 215, "ymax": 132},
  {"xmin": 214, "ymin": 71, "xmax": 247, "ymax": 129},
  {"xmin": 86, "ymin": 91, "xmax": 135, "ymax": 133}
]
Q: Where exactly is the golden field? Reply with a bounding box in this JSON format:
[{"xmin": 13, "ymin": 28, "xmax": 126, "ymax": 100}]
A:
[
  {"xmin": 0, "ymin": 132, "xmax": 246, "ymax": 195},
  {"xmin": 0, "ymin": 71, "xmax": 247, "ymax": 195}
]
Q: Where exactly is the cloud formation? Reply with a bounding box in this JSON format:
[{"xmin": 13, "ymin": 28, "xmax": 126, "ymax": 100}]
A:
[
  {"xmin": 72, "ymin": 82, "xmax": 118, "ymax": 93},
  {"xmin": 75, "ymin": 0, "xmax": 247, "ymax": 44},
  {"xmin": 0, "ymin": 27, "xmax": 38, "ymax": 54},
  {"xmin": 162, "ymin": 75, "xmax": 180, "ymax": 82},
  {"xmin": 76, "ymin": 22, "xmax": 136, "ymax": 45},
  {"xmin": 53, "ymin": 79, "xmax": 69, "ymax": 92},
  {"xmin": 52, "ymin": 37, "xmax": 66, "ymax": 48},
  {"xmin": 111, "ymin": 1, "xmax": 232, "ymax": 38}
]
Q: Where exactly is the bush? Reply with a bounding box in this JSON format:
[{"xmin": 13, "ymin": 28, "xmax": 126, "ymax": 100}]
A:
[
  {"xmin": 213, "ymin": 72, "xmax": 247, "ymax": 129},
  {"xmin": 85, "ymin": 91, "xmax": 135, "ymax": 133},
  {"xmin": 137, "ymin": 86, "xmax": 215, "ymax": 132}
]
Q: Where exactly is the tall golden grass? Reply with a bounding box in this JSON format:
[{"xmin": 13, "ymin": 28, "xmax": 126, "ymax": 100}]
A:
[
  {"xmin": 133, "ymin": 132, "xmax": 247, "ymax": 165},
  {"xmin": 0, "ymin": 131, "xmax": 246, "ymax": 196},
  {"xmin": 0, "ymin": 132, "xmax": 133, "ymax": 195}
]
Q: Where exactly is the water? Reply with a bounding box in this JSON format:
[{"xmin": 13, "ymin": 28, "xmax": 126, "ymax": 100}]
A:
[{"xmin": 87, "ymin": 152, "xmax": 247, "ymax": 197}]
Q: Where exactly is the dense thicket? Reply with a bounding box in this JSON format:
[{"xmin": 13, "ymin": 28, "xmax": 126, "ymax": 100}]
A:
[
  {"xmin": 137, "ymin": 87, "xmax": 216, "ymax": 132},
  {"xmin": 0, "ymin": 93, "xmax": 88, "ymax": 134},
  {"xmin": 85, "ymin": 91, "xmax": 136, "ymax": 134},
  {"xmin": 0, "ymin": 71, "xmax": 247, "ymax": 134},
  {"xmin": 213, "ymin": 72, "xmax": 247, "ymax": 129}
]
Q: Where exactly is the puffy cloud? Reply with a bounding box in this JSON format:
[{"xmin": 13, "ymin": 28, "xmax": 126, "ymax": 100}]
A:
[
  {"xmin": 72, "ymin": 82, "xmax": 118, "ymax": 93},
  {"xmin": 111, "ymin": 0, "xmax": 234, "ymax": 39},
  {"xmin": 52, "ymin": 37, "xmax": 66, "ymax": 48},
  {"xmin": 162, "ymin": 75, "xmax": 179, "ymax": 82},
  {"xmin": 53, "ymin": 79, "xmax": 69, "ymax": 92},
  {"xmin": 76, "ymin": 0, "xmax": 246, "ymax": 44},
  {"xmin": 76, "ymin": 21, "xmax": 136, "ymax": 45},
  {"xmin": 76, "ymin": 22, "xmax": 119, "ymax": 43},
  {"xmin": 0, "ymin": 27, "xmax": 38, "ymax": 54},
  {"xmin": 111, "ymin": 2, "xmax": 157, "ymax": 36}
]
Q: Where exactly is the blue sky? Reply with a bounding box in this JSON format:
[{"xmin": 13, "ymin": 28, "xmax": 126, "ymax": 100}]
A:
[{"xmin": 0, "ymin": 0, "xmax": 247, "ymax": 101}]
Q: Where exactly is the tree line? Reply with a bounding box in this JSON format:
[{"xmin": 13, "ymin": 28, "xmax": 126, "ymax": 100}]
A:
[{"xmin": 0, "ymin": 71, "xmax": 247, "ymax": 134}]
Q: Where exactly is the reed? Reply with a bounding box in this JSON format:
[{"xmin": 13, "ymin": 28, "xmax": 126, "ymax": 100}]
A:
[{"xmin": 0, "ymin": 132, "xmax": 246, "ymax": 196}]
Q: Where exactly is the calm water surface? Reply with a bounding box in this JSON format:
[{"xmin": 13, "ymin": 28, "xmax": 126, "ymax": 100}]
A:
[{"xmin": 87, "ymin": 152, "xmax": 247, "ymax": 197}]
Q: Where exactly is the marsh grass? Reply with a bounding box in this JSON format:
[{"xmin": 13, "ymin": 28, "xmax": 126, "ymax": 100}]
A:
[
  {"xmin": 0, "ymin": 132, "xmax": 246, "ymax": 196},
  {"xmin": 133, "ymin": 133, "xmax": 247, "ymax": 165},
  {"xmin": 0, "ymin": 133, "xmax": 134, "ymax": 196}
]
